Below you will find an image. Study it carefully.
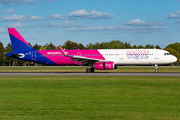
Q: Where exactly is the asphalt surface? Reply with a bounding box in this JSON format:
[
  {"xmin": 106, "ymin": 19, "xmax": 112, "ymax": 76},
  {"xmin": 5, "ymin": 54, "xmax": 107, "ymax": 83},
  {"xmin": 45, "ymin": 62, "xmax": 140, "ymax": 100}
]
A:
[{"xmin": 0, "ymin": 72, "xmax": 180, "ymax": 77}]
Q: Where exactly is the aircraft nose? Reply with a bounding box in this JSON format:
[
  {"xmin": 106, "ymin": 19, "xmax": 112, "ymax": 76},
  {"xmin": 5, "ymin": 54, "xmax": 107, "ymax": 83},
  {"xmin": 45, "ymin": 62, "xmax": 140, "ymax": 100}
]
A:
[{"xmin": 171, "ymin": 56, "xmax": 177, "ymax": 63}]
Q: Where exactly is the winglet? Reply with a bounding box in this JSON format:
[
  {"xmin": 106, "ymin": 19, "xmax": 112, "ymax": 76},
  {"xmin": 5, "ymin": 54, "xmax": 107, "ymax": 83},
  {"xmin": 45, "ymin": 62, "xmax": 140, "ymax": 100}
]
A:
[{"xmin": 58, "ymin": 46, "xmax": 66, "ymax": 55}]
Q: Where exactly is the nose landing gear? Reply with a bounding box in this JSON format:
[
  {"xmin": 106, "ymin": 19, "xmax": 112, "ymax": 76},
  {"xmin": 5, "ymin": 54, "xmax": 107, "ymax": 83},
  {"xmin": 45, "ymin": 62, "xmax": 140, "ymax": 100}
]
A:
[{"xmin": 155, "ymin": 64, "xmax": 159, "ymax": 73}]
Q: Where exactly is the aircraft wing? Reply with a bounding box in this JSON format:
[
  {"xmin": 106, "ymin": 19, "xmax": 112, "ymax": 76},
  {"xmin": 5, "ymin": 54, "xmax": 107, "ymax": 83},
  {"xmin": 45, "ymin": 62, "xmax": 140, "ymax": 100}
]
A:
[
  {"xmin": 58, "ymin": 46, "xmax": 105, "ymax": 65},
  {"xmin": 64, "ymin": 55, "xmax": 105, "ymax": 65}
]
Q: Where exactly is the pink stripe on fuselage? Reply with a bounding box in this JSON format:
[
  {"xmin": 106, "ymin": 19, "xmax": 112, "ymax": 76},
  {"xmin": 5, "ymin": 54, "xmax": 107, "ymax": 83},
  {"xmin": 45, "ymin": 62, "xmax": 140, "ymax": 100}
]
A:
[
  {"xmin": 8, "ymin": 28, "xmax": 30, "ymax": 46},
  {"xmin": 37, "ymin": 49, "xmax": 105, "ymax": 65}
]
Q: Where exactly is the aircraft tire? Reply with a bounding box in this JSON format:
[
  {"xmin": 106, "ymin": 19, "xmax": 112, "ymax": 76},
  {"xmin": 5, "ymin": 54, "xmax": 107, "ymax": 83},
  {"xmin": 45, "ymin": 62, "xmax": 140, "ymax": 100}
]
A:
[
  {"xmin": 91, "ymin": 68, "xmax": 95, "ymax": 73},
  {"xmin": 86, "ymin": 68, "xmax": 91, "ymax": 73},
  {"xmin": 86, "ymin": 68, "xmax": 95, "ymax": 73},
  {"xmin": 155, "ymin": 69, "xmax": 159, "ymax": 73}
]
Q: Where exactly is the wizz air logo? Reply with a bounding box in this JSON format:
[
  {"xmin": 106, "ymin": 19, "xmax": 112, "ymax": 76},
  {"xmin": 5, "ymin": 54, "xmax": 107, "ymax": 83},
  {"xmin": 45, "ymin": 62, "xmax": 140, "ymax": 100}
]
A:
[{"xmin": 127, "ymin": 50, "xmax": 150, "ymax": 60}]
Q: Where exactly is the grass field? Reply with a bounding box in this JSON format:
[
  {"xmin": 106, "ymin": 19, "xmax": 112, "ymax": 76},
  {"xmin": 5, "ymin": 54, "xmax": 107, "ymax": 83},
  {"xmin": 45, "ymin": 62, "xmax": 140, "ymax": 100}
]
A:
[
  {"xmin": 0, "ymin": 66, "xmax": 180, "ymax": 73},
  {"xmin": 0, "ymin": 76, "xmax": 180, "ymax": 120}
]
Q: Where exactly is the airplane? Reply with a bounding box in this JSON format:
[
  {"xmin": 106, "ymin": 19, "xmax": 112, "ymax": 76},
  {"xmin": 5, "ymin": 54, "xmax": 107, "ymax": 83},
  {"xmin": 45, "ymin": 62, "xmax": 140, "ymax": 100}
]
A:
[{"xmin": 5, "ymin": 28, "xmax": 177, "ymax": 73}]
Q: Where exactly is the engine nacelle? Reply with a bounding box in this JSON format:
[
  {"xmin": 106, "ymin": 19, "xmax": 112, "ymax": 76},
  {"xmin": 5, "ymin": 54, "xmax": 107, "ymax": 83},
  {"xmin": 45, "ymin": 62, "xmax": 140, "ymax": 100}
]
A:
[{"xmin": 94, "ymin": 61, "xmax": 118, "ymax": 70}]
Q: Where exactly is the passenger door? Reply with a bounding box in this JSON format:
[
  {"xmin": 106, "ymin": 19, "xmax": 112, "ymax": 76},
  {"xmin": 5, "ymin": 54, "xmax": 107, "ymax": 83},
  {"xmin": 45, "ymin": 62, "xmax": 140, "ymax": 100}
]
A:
[
  {"xmin": 32, "ymin": 51, "xmax": 36, "ymax": 60},
  {"xmin": 119, "ymin": 51, "xmax": 124, "ymax": 60},
  {"xmin": 154, "ymin": 50, "xmax": 159, "ymax": 59}
]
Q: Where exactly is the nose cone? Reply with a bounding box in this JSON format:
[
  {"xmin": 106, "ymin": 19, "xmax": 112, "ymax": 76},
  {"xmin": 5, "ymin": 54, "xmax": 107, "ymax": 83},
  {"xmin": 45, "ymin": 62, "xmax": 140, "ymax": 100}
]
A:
[{"xmin": 171, "ymin": 55, "xmax": 177, "ymax": 63}]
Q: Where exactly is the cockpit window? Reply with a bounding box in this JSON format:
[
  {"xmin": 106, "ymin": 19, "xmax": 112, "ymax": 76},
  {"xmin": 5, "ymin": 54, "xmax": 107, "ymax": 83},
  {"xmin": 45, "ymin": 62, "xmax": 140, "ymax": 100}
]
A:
[{"xmin": 164, "ymin": 53, "xmax": 171, "ymax": 55}]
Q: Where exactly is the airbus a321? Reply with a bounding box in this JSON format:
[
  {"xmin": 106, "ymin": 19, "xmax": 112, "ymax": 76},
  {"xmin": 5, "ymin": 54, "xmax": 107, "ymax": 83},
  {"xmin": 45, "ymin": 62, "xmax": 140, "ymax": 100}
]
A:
[{"xmin": 6, "ymin": 28, "xmax": 177, "ymax": 73}]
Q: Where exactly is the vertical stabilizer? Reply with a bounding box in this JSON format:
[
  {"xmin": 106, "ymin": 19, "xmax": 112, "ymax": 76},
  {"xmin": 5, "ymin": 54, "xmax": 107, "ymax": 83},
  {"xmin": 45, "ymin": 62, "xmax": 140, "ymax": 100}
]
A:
[{"xmin": 8, "ymin": 28, "xmax": 34, "ymax": 52}]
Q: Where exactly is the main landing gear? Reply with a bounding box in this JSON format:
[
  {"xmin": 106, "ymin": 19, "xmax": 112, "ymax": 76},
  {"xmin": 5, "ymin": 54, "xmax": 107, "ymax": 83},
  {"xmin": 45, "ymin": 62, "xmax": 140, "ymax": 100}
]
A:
[
  {"xmin": 86, "ymin": 67, "xmax": 95, "ymax": 73},
  {"xmin": 86, "ymin": 63, "xmax": 95, "ymax": 73},
  {"xmin": 155, "ymin": 64, "xmax": 159, "ymax": 73}
]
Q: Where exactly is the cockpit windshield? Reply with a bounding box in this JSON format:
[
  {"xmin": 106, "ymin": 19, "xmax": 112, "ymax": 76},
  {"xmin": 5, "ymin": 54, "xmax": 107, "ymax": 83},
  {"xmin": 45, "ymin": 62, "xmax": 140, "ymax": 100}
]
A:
[{"xmin": 164, "ymin": 53, "xmax": 171, "ymax": 55}]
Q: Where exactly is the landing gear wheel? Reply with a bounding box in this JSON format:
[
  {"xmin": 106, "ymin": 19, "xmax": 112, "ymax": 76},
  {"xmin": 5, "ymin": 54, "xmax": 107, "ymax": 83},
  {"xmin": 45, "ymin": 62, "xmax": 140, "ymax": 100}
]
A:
[
  {"xmin": 86, "ymin": 68, "xmax": 91, "ymax": 73},
  {"xmin": 155, "ymin": 69, "xmax": 159, "ymax": 73},
  {"xmin": 86, "ymin": 68, "xmax": 95, "ymax": 73},
  {"xmin": 91, "ymin": 68, "xmax": 95, "ymax": 72}
]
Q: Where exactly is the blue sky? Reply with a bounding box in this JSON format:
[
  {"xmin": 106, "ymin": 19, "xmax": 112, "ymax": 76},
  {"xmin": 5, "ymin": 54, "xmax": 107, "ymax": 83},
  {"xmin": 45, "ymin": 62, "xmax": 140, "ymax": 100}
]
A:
[{"xmin": 0, "ymin": 0, "xmax": 180, "ymax": 48}]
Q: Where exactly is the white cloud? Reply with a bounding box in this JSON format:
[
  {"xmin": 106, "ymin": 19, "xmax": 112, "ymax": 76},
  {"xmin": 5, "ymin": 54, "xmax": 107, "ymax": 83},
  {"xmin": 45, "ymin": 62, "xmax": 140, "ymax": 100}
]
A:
[
  {"xmin": 4, "ymin": 8, "xmax": 14, "ymax": 13},
  {"xmin": 68, "ymin": 9, "xmax": 89, "ymax": 17},
  {"xmin": 123, "ymin": 19, "xmax": 162, "ymax": 26},
  {"xmin": 68, "ymin": 26, "xmax": 136, "ymax": 32},
  {"xmin": 44, "ymin": 21, "xmax": 86, "ymax": 27},
  {"xmin": 0, "ymin": 0, "xmax": 55, "ymax": 5},
  {"xmin": 51, "ymin": 14, "xmax": 68, "ymax": 20},
  {"xmin": 61, "ymin": 21, "xmax": 86, "ymax": 27},
  {"xmin": 0, "ymin": 0, "xmax": 38, "ymax": 5},
  {"xmin": 68, "ymin": 25, "xmax": 166, "ymax": 33},
  {"xmin": 133, "ymin": 26, "xmax": 166, "ymax": 33},
  {"xmin": 0, "ymin": 9, "xmax": 14, "ymax": 13},
  {"xmin": 167, "ymin": 10, "xmax": 180, "ymax": 19},
  {"xmin": 147, "ymin": 26, "xmax": 166, "ymax": 29},
  {"xmin": 6, "ymin": 23, "xmax": 25, "ymax": 27},
  {"xmin": 51, "ymin": 14, "xmax": 61, "ymax": 19},
  {"xmin": 6, "ymin": 21, "xmax": 86, "ymax": 28},
  {"xmin": 121, "ymin": 19, "xmax": 166, "ymax": 33},
  {"xmin": 68, "ymin": 20, "xmax": 166, "ymax": 33},
  {"xmin": 68, "ymin": 9, "xmax": 115, "ymax": 19},
  {"xmin": 29, "ymin": 15, "xmax": 43, "ymax": 20},
  {"xmin": 51, "ymin": 9, "xmax": 115, "ymax": 20},
  {"xmin": 0, "ymin": 14, "xmax": 43, "ymax": 21}
]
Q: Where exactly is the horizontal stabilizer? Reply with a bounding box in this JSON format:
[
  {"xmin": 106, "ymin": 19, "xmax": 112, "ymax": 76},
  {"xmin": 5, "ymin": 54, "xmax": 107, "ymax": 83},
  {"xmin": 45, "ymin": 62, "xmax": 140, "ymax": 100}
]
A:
[{"xmin": 6, "ymin": 52, "xmax": 25, "ymax": 58}]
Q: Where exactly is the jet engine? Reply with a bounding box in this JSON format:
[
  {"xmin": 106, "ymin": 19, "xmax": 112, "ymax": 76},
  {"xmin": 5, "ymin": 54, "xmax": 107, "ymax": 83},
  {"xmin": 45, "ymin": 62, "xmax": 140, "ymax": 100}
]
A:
[{"xmin": 94, "ymin": 61, "xmax": 118, "ymax": 70}]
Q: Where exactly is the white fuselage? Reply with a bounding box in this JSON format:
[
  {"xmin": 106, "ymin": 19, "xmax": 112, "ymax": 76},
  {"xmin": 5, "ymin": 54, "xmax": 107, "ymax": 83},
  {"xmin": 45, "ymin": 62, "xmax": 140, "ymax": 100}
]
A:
[{"xmin": 98, "ymin": 49, "xmax": 177, "ymax": 65}]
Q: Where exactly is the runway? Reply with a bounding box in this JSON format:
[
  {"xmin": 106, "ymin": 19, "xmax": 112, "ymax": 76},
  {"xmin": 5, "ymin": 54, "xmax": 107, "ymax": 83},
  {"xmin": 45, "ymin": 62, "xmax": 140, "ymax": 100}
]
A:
[{"xmin": 0, "ymin": 72, "xmax": 180, "ymax": 77}]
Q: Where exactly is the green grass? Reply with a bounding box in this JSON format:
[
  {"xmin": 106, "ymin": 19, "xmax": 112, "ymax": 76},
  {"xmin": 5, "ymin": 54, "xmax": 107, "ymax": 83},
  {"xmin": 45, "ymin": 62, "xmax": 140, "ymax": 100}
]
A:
[
  {"xmin": 0, "ymin": 66, "xmax": 180, "ymax": 72},
  {"xmin": 0, "ymin": 76, "xmax": 180, "ymax": 119}
]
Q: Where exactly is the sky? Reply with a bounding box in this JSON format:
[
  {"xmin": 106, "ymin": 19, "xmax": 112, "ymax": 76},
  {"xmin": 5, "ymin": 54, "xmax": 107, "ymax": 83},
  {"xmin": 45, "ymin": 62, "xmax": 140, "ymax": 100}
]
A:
[{"xmin": 0, "ymin": 0, "xmax": 180, "ymax": 48}]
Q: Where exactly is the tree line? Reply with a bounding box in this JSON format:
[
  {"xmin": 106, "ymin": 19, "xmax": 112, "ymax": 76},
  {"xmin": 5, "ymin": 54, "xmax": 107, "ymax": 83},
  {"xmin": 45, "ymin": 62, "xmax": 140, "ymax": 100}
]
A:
[{"xmin": 0, "ymin": 40, "xmax": 179, "ymax": 66}]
